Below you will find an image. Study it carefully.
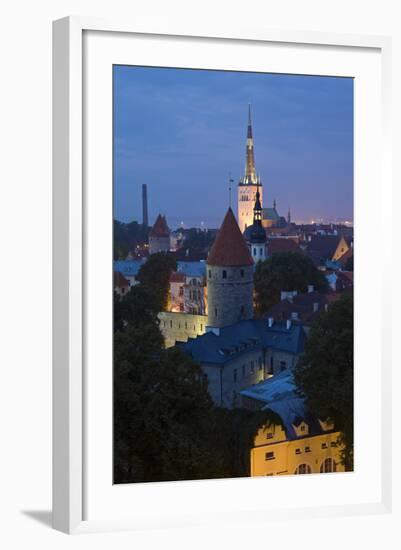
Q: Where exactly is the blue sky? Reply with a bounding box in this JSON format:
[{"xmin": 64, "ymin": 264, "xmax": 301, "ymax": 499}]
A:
[{"xmin": 113, "ymin": 66, "xmax": 353, "ymax": 229}]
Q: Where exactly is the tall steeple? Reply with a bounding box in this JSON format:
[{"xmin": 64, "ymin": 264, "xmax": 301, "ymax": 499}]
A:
[
  {"xmin": 249, "ymin": 182, "xmax": 267, "ymax": 263},
  {"xmin": 237, "ymin": 106, "xmax": 264, "ymax": 234},
  {"xmin": 244, "ymin": 104, "xmax": 257, "ymax": 185}
]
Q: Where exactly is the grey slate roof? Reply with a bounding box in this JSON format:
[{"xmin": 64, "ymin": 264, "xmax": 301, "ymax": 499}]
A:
[
  {"xmin": 176, "ymin": 261, "xmax": 206, "ymax": 277},
  {"xmin": 240, "ymin": 369, "xmax": 325, "ymax": 440},
  {"xmin": 113, "ymin": 259, "xmax": 146, "ymax": 277},
  {"xmin": 181, "ymin": 320, "xmax": 306, "ymax": 365}
]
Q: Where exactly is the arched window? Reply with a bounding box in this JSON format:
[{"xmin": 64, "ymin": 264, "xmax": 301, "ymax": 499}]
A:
[
  {"xmin": 320, "ymin": 458, "xmax": 336, "ymax": 473},
  {"xmin": 294, "ymin": 464, "xmax": 312, "ymax": 475}
]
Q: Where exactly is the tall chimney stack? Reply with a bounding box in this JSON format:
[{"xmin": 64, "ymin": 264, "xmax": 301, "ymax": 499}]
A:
[{"xmin": 142, "ymin": 184, "xmax": 149, "ymax": 227}]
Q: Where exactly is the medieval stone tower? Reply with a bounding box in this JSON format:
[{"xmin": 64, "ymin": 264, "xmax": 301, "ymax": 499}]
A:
[
  {"xmin": 238, "ymin": 105, "xmax": 263, "ymax": 233},
  {"xmin": 149, "ymin": 214, "xmax": 170, "ymax": 255},
  {"xmin": 206, "ymin": 208, "xmax": 254, "ymax": 329}
]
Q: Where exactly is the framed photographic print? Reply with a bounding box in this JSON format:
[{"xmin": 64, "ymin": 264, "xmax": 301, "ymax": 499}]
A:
[{"xmin": 52, "ymin": 17, "xmax": 392, "ymax": 534}]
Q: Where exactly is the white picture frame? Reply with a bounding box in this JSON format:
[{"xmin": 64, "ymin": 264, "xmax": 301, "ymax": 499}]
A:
[{"xmin": 52, "ymin": 16, "xmax": 392, "ymax": 534}]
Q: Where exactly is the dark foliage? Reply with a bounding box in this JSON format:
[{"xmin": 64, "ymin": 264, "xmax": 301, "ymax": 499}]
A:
[
  {"xmin": 175, "ymin": 229, "xmax": 216, "ymax": 261},
  {"xmin": 294, "ymin": 292, "xmax": 354, "ymax": 469},
  {"xmin": 254, "ymin": 251, "xmax": 329, "ymax": 316},
  {"xmin": 136, "ymin": 252, "xmax": 177, "ymax": 311},
  {"xmin": 114, "ymin": 219, "xmax": 149, "ymax": 260}
]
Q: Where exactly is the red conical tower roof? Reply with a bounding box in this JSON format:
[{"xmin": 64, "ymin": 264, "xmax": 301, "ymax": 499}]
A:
[
  {"xmin": 207, "ymin": 208, "xmax": 254, "ymax": 266},
  {"xmin": 149, "ymin": 214, "xmax": 170, "ymax": 238}
]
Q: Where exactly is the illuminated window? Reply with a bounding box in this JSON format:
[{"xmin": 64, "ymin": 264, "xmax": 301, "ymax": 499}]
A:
[
  {"xmin": 320, "ymin": 458, "xmax": 336, "ymax": 473},
  {"xmin": 265, "ymin": 452, "xmax": 275, "ymax": 461},
  {"xmin": 295, "ymin": 464, "xmax": 311, "ymax": 474}
]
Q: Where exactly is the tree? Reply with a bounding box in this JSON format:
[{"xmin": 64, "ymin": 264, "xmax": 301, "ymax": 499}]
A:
[
  {"xmin": 136, "ymin": 252, "xmax": 177, "ymax": 310},
  {"xmin": 114, "ymin": 285, "xmax": 162, "ymax": 332},
  {"xmin": 114, "ymin": 337, "xmax": 227, "ymax": 483},
  {"xmin": 294, "ymin": 292, "xmax": 354, "ymax": 469},
  {"xmin": 113, "ymin": 219, "xmax": 149, "ymax": 260},
  {"xmin": 254, "ymin": 251, "xmax": 329, "ymax": 316}
]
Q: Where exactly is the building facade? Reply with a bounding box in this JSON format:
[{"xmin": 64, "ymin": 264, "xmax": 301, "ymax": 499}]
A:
[
  {"xmin": 149, "ymin": 214, "xmax": 170, "ymax": 255},
  {"xmin": 240, "ymin": 369, "xmax": 345, "ymax": 476},
  {"xmin": 182, "ymin": 319, "xmax": 306, "ymax": 408},
  {"xmin": 206, "ymin": 208, "xmax": 254, "ymax": 329}
]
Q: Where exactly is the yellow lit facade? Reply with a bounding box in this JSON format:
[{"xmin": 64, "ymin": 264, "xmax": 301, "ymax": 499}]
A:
[{"xmin": 250, "ymin": 421, "xmax": 344, "ymax": 477}]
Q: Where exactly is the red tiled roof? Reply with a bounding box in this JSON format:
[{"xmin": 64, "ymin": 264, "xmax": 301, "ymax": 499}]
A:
[
  {"xmin": 114, "ymin": 271, "xmax": 129, "ymax": 288},
  {"xmin": 267, "ymin": 238, "xmax": 301, "ymax": 255},
  {"xmin": 207, "ymin": 208, "xmax": 254, "ymax": 267},
  {"xmin": 170, "ymin": 271, "xmax": 185, "ymax": 283},
  {"xmin": 149, "ymin": 214, "xmax": 170, "ymax": 238}
]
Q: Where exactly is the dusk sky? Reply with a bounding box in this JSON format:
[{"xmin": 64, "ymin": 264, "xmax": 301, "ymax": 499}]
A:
[{"xmin": 113, "ymin": 66, "xmax": 353, "ymax": 229}]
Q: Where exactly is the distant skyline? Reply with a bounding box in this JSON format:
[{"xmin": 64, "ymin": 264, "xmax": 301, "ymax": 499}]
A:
[{"xmin": 113, "ymin": 66, "xmax": 353, "ymax": 229}]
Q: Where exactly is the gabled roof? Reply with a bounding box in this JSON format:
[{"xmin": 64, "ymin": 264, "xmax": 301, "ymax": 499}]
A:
[
  {"xmin": 306, "ymin": 235, "xmax": 341, "ymax": 261},
  {"xmin": 177, "ymin": 261, "xmax": 206, "ymax": 277},
  {"xmin": 169, "ymin": 271, "xmax": 185, "ymax": 283},
  {"xmin": 337, "ymin": 247, "xmax": 353, "ymax": 266},
  {"xmin": 262, "ymin": 207, "xmax": 280, "ymax": 222},
  {"xmin": 207, "ymin": 208, "xmax": 253, "ymax": 267},
  {"xmin": 240, "ymin": 370, "xmax": 329, "ymax": 440},
  {"xmin": 266, "ymin": 290, "xmax": 338, "ymax": 325},
  {"xmin": 267, "ymin": 238, "xmax": 301, "ymax": 255},
  {"xmin": 149, "ymin": 214, "xmax": 170, "ymax": 238},
  {"xmin": 113, "ymin": 259, "xmax": 146, "ymax": 277},
  {"xmin": 181, "ymin": 319, "xmax": 306, "ymax": 365}
]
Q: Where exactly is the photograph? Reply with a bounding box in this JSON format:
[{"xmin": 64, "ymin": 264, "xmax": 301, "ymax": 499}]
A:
[{"xmin": 112, "ymin": 65, "xmax": 354, "ymax": 484}]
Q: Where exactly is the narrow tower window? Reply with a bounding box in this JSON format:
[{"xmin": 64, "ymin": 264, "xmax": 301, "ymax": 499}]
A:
[{"xmin": 222, "ymin": 270, "xmax": 227, "ymax": 279}]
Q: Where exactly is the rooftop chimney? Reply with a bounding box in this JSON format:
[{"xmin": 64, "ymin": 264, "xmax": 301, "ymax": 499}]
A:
[{"xmin": 142, "ymin": 184, "xmax": 149, "ymax": 227}]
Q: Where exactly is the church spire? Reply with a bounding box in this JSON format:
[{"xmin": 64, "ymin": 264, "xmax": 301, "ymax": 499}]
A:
[{"xmin": 244, "ymin": 104, "xmax": 257, "ymax": 184}]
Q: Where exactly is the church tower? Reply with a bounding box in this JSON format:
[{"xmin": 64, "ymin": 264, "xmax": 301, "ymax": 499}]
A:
[
  {"xmin": 249, "ymin": 183, "xmax": 267, "ymax": 263},
  {"xmin": 207, "ymin": 208, "xmax": 254, "ymax": 329},
  {"xmin": 238, "ymin": 105, "xmax": 263, "ymax": 233}
]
